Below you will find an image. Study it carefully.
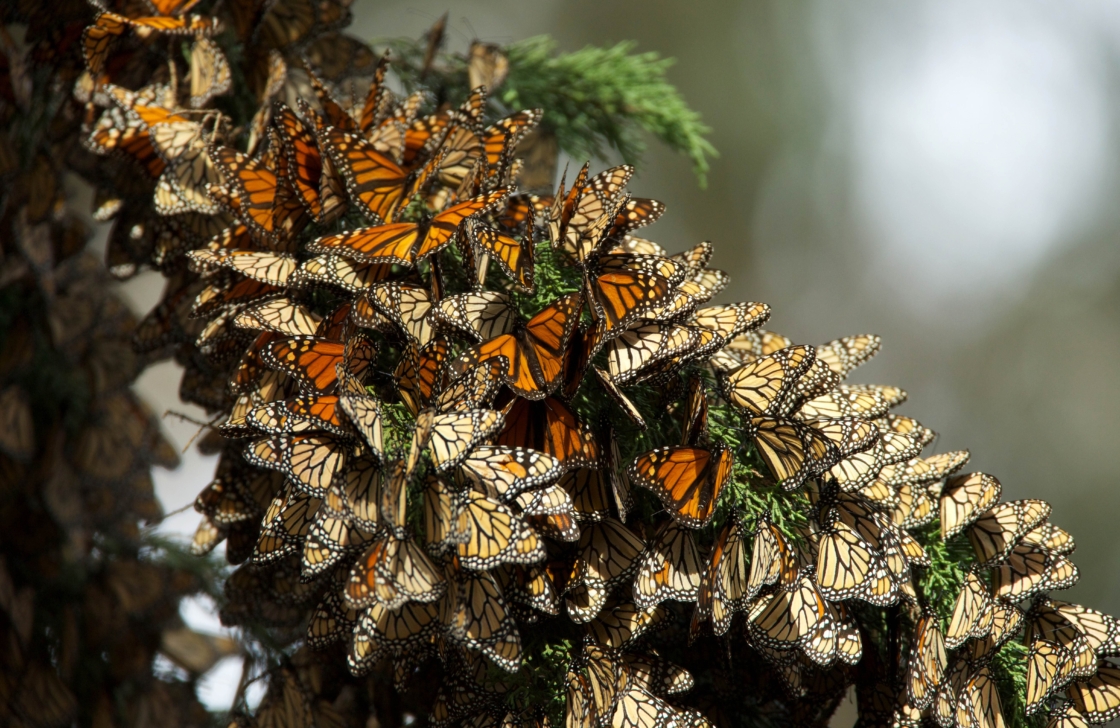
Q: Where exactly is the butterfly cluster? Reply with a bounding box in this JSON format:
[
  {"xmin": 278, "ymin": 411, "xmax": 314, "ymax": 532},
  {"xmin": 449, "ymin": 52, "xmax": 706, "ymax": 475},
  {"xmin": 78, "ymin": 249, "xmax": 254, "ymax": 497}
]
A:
[{"xmin": 4, "ymin": 1, "xmax": 1120, "ymax": 726}]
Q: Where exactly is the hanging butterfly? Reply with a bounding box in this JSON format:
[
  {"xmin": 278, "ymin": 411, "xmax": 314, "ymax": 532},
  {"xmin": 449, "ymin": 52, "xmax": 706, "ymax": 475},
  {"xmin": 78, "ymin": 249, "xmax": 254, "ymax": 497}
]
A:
[{"xmin": 449, "ymin": 293, "xmax": 582, "ymax": 400}]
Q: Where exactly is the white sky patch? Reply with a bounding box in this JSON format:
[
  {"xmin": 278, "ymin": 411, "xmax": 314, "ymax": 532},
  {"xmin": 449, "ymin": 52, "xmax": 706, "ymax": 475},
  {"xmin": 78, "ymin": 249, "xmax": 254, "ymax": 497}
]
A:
[{"xmin": 831, "ymin": 0, "xmax": 1111, "ymax": 315}]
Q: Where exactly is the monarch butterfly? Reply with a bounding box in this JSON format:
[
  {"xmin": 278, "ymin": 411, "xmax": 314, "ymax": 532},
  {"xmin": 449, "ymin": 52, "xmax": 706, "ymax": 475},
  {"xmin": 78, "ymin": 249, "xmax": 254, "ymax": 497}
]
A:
[
  {"xmin": 607, "ymin": 198, "xmax": 666, "ymax": 240},
  {"xmin": 456, "ymin": 446, "xmax": 563, "ymax": 499},
  {"xmin": 394, "ymin": 339, "xmax": 449, "ymax": 416},
  {"xmin": 747, "ymin": 572, "xmax": 830, "ymax": 650},
  {"xmin": 606, "ymin": 323, "xmax": 701, "ymax": 384},
  {"xmin": 1037, "ymin": 599, "xmax": 1120, "ymax": 660},
  {"xmin": 274, "ymin": 103, "xmax": 347, "ymax": 222},
  {"xmin": 586, "ymin": 252, "xmax": 684, "ymax": 340},
  {"xmin": 991, "ymin": 544, "xmax": 1078, "ymax": 601},
  {"xmin": 967, "ymin": 499, "xmax": 1051, "ymax": 566},
  {"xmin": 627, "ymin": 445, "xmax": 732, "ymax": 529},
  {"xmin": 307, "ymin": 589, "xmax": 359, "ymax": 649},
  {"xmin": 433, "ymin": 360, "xmax": 505, "ymax": 413},
  {"xmin": 549, "ymin": 164, "xmax": 631, "ymax": 261},
  {"xmin": 693, "ymin": 520, "xmax": 749, "ymax": 637},
  {"xmin": 456, "ymin": 489, "xmax": 545, "ymax": 570},
  {"xmin": 794, "ymin": 384, "xmax": 891, "ymax": 421},
  {"xmin": 587, "ymin": 600, "xmax": 667, "ymax": 649},
  {"xmin": 692, "ymin": 302, "xmax": 772, "ymax": 345},
  {"xmin": 814, "ymin": 334, "xmax": 882, "ymax": 378},
  {"xmin": 720, "ymin": 345, "xmax": 814, "ymax": 415},
  {"xmin": 825, "ymin": 430, "xmax": 921, "ymax": 493},
  {"xmin": 468, "ymin": 41, "xmax": 509, "ymax": 95},
  {"xmin": 946, "ymin": 571, "xmax": 992, "ymax": 650},
  {"xmin": 1021, "ymin": 522, "xmax": 1076, "ymax": 555},
  {"xmin": 622, "ymin": 653, "xmax": 694, "ymax": 698},
  {"xmin": 450, "ymin": 293, "xmax": 582, "ymax": 400},
  {"xmin": 188, "ymin": 249, "xmax": 298, "ymax": 286},
  {"xmin": 559, "ymin": 468, "xmax": 615, "ymax": 523},
  {"xmin": 320, "ymin": 126, "xmax": 414, "ymax": 223},
  {"xmin": 351, "ymin": 595, "xmax": 444, "ymax": 654},
  {"xmin": 955, "ymin": 665, "xmax": 1006, "ymax": 728},
  {"xmin": 748, "ymin": 515, "xmax": 805, "ymax": 595},
  {"xmin": 632, "ymin": 521, "xmax": 703, "ymax": 609},
  {"xmin": 188, "ymin": 37, "xmax": 230, "ymax": 108},
  {"xmin": 207, "ymin": 143, "xmax": 286, "ymax": 238},
  {"xmin": 1026, "ymin": 639, "xmax": 1076, "ymax": 714},
  {"xmin": 814, "ymin": 509, "xmax": 898, "ymax": 606},
  {"xmin": 640, "ymin": 278, "xmax": 708, "ymax": 322},
  {"xmin": 335, "ymin": 395, "xmax": 382, "ymax": 458},
  {"xmin": 570, "ymin": 518, "xmax": 645, "ymax": 595},
  {"xmin": 1067, "ymin": 662, "xmax": 1120, "ymax": 724},
  {"xmin": 83, "ymin": 11, "xmax": 219, "ymax": 75},
  {"xmin": 129, "ymin": 106, "xmax": 225, "ymax": 216},
  {"xmin": 407, "ymin": 407, "xmax": 504, "ymax": 474},
  {"xmin": 464, "ymin": 217, "xmax": 535, "ymax": 293},
  {"xmin": 448, "ymin": 569, "xmax": 522, "ymax": 672},
  {"xmin": 434, "ymin": 291, "xmax": 518, "ymax": 342},
  {"xmin": 252, "ymin": 488, "xmax": 320, "ymax": 563},
  {"xmin": 307, "ymin": 189, "xmax": 506, "ymax": 266},
  {"xmin": 262, "ymin": 335, "xmax": 374, "ymax": 393},
  {"xmin": 253, "ymin": 434, "xmax": 350, "ymax": 499},
  {"xmin": 302, "ymin": 509, "xmax": 371, "ymax": 579},
  {"xmin": 360, "ymin": 282, "xmax": 435, "ymax": 345},
  {"xmin": 747, "ymin": 415, "xmax": 877, "ymax": 492},
  {"xmin": 345, "ymin": 530, "xmax": 445, "ymax": 608},
  {"xmin": 233, "ymin": 297, "xmax": 322, "ymax": 337},
  {"xmin": 908, "ymin": 615, "xmax": 948, "ymax": 710},
  {"xmin": 292, "ymin": 254, "xmax": 394, "ymax": 293},
  {"xmin": 680, "ymin": 376, "xmax": 709, "ymax": 447},
  {"xmin": 246, "ymin": 394, "xmax": 350, "ymax": 436},
  {"xmin": 494, "ymin": 562, "xmax": 560, "ymax": 618}
]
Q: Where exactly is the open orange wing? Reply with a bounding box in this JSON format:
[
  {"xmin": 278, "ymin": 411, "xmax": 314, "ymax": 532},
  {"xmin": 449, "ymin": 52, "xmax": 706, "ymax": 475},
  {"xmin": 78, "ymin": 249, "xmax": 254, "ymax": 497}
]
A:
[
  {"xmin": 323, "ymin": 127, "xmax": 408, "ymax": 224},
  {"xmin": 627, "ymin": 445, "xmax": 733, "ymax": 528}
]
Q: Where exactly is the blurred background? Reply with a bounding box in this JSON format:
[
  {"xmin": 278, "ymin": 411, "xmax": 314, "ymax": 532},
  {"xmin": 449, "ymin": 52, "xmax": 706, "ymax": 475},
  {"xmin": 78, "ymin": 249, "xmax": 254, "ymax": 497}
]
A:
[{"xmin": 108, "ymin": 0, "xmax": 1120, "ymax": 715}]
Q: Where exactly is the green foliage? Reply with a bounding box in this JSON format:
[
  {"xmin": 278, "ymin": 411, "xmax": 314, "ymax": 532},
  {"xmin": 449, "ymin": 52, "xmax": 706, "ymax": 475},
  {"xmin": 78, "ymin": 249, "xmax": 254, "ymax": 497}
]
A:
[
  {"xmin": 503, "ymin": 37, "xmax": 716, "ymax": 185},
  {"xmin": 915, "ymin": 524, "xmax": 973, "ymax": 623},
  {"xmin": 383, "ymin": 35, "xmax": 716, "ymax": 185},
  {"xmin": 992, "ymin": 640, "xmax": 1046, "ymax": 728},
  {"xmin": 507, "ymin": 242, "xmax": 584, "ymax": 320},
  {"xmin": 496, "ymin": 628, "xmax": 578, "ymax": 724}
]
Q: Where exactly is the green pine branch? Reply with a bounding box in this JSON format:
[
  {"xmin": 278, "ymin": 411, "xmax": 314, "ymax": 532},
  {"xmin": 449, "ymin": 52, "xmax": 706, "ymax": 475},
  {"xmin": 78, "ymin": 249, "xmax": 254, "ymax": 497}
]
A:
[
  {"xmin": 383, "ymin": 35, "xmax": 716, "ymax": 186},
  {"xmin": 501, "ymin": 37, "xmax": 716, "ymax": 186}
]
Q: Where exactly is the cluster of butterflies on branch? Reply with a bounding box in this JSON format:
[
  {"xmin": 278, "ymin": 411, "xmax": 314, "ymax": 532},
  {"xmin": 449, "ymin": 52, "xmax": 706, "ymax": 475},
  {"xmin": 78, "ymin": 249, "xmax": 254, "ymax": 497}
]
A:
[{"xmin": 2, "ymin": 0, "xmax": 1117, "ymax": 725}]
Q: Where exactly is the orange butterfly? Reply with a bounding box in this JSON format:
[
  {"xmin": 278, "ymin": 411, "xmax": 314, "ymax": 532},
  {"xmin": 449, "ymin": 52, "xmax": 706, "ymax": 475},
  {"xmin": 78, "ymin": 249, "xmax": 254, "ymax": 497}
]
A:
[
  {"xmin": 209, "ymin": 144, "xmax": 281, "ymax": 237},
  {"xmin": 83, "ymin": 12, "xmax": 219, "ymax": 75},
  {"xmin": 262, "ymin": 335, "xmax": 374, "ymax": 394},
  {"xmin": 495, "ymin": 395, "xmax": 600, "ymax": 471},
  {"xmin": 449, "ymin": 293, "xmax": 582, "ymax": 400},
  {"xmin": 274, "ymin": 103, "xmax": 346, "ymax": 222},
  {"xmin": 307, "ymin": 189, "xmax": 506, "ymax": 266},
  {"xmin": 320, "ymin": 126, "xmax": 413, "ymax": 223},
  {"xmin": 627, "ymin": 445, "xmax": 734, "ymax": 529}
]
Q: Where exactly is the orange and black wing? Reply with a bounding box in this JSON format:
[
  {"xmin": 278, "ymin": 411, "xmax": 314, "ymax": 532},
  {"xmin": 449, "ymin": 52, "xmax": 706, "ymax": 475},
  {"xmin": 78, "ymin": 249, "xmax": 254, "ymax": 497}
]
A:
[
  {"xmin": 496, "ymin": 396, "xmax": 599, "ymax": 471},
  {"xmin": 522, "ymin": 292, "xmax": 583, "ymax": 395},
  {"xmin": 308, "ymin": 223, "xmax": 420, "ymax": 266},
  {"xmin": 210, "ymin": 145, "xmax": 279, "ymax": 237},
  {"xmin": 395, "ymin": 339, "xmax": 449, "ymax": 416},
  {"xmin": 468, "ymin": 219, "xmax": 534, "ymax": 293},
  {"xmin": 322, "ymin": 127, "xmax": 408, "ymax": 223},
  {"xmin": 262, "ymin": 336, "xmax": 346, "ymax": 393},
  {"xmin": 627, "ymin": 445, "xmax": 732, "ymax": 528},
  {"xmin": 416, "ymin": 189, "xmax": 507, "ymax": 259}
]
